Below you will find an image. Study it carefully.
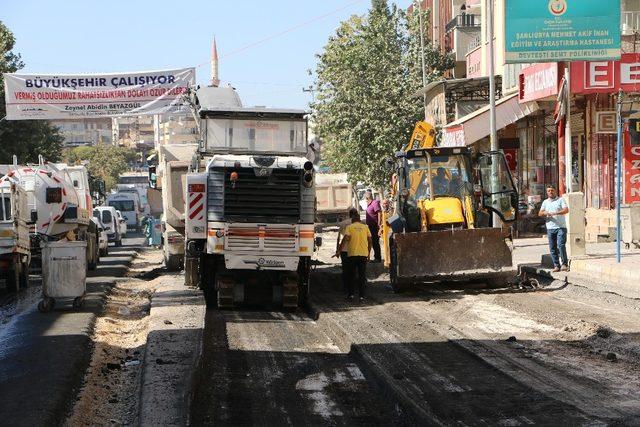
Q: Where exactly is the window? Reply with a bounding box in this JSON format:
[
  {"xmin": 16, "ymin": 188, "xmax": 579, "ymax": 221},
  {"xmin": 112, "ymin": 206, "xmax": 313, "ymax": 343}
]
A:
[
  {"xmin": 205, "ymin": 118, "xmax": 307, "ymax": 155},
  {"xmin": 101, "ymin": 210, "xmax": 112, "ymax": 224},
  {"xmin": 108, "ymin": 200, "xmax": 135, "ymax": 211},
  {"xmin": 0, "ymin": 196, "xmax": 12, "ymax": 221}
]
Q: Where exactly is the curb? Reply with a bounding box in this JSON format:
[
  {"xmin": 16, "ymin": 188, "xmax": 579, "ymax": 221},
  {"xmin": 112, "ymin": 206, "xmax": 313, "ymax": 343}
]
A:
[
  {"xmin": 138, "ymin": 280, "xmax": 206, "ymax": 427},
  {"xmin": 520, "ymin": 263, "xmax": 640, "ymax": 300}
]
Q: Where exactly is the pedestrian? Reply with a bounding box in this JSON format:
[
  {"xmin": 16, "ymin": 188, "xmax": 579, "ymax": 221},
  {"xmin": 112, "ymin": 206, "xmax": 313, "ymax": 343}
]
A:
[
  {"xmin": 364, "ymin": 190, "xmax": 382, "ymax": 262},
  {"xmin": 335, "ymin": 216, "xmax": 352, "ymax": 294},
  {"xmin": 539, "ymin": 185, "xmax": 570, "ymax": 272},
  {"xmin": 335, "ymin": 207, "xmax": 372, "ymax": 302}
]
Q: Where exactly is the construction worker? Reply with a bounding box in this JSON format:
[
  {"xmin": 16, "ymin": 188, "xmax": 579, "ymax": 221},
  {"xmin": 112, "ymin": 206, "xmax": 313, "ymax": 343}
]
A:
[
  {"xmin": 335, "ymin": 207, "xmax": 372, "ymax": 302},
  {"xmin": 364, "ymin": 190, "xmax": 382, "ymax": 262},
  {"xmin": 335, "ymin": 216, "xmax": 352, "ymax": 294}
]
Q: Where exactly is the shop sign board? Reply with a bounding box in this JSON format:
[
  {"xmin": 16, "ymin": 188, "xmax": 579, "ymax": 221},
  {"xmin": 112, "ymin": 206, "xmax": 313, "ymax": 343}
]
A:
[
  {"xmin": 441, "ymin": 125, "xmax": 466, "ymax": 147},
  {"xmin": 570, "ymin": 54, "xmax": 640, "ymax": 94},
  {"xmin": 466, "ymin": 47, "xmax": 482, "ymax": 79},
  {"xmin": 629, "ymin": 119, "xmax": 640, "ymax": 145},
  {"xmin": 624, "ymin": 131, "xmax": 640, "ymax": 203},
  {"xmin": 505, "ymin": 0, "xmax": 621, "ymax": 64},
  {"xmin": 518, "ymin": 62, "xmax": 559, "ymax": 102},
  {"xmin": 595, "ymin": 111, "xmax": 617, "ymax": 134},
  {"xmin": 3, "ymin": 68, "xmax": 195, "ymax": 120}
]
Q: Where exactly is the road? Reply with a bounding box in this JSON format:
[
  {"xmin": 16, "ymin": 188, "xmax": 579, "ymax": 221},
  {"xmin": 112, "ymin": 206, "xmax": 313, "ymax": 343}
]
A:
[
  {"xmin": 189, "ymin": 232, "xmax": 640, "ymax": 426},
  {"xmin": 0, "ymin": 235, "xmax": 145, "ymax": 426}
]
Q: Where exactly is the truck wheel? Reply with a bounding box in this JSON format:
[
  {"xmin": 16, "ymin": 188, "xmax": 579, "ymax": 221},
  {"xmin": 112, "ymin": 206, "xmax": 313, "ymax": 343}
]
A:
[
  {"xmin": 165, "ymin": 254, "xmax": 182, "ymax": 271},
  {"xmin": 19, "ymin": 260, "xmax": 29, "ymax": 289},
  {"xmin": 5, "ymin": 267, "xmax": 19, "ymax": 292}
]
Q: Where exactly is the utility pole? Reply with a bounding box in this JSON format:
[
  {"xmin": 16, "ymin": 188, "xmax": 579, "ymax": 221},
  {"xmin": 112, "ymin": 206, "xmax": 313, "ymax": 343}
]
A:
[
  {"xmin": 616, "ymin": 89, "xmax": 623, "ymax": 263},
  {"xmin": 416, "ymin": 0, "xmax": 428, "ymax": 120},
  {"xmin": 302, "ymin": 86, "xmax": 315, "ymax": 103},
  {"xmin": 565, "ymin": 64, "xmax": 573, "ymax": 192},
  {"xmin": 488, "ymin": 0, "xmax": 500, "ymax": 228}
]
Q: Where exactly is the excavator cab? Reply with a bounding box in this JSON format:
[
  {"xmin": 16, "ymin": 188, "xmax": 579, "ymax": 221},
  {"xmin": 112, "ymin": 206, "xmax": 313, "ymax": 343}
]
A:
[{"xmin": 388, "ymin": 146, "xmax": 518, "ymax": 291}]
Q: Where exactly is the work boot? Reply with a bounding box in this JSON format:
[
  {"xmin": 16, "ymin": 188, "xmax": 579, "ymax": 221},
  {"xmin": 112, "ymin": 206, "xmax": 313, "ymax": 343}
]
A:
[{"xmin": 552, "ymin": 266, "xmax": 561, "ymax": 272}]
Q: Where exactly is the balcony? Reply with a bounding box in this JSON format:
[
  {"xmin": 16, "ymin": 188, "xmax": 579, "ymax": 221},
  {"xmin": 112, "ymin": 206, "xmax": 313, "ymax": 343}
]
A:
[
  {"xmin": 445, "ymin": 14, "xmax": 480, "ymax": 33},
  {"xmin": 622, "ymin": 11, "xmax": 640, "ymax": 35}
]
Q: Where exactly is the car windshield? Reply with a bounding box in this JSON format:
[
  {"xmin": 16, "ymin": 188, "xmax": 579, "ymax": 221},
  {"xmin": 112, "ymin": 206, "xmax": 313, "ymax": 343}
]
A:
[
  {"xmin": 406, "ymin": 154, "xmax": 472, "ymax": 200},
  {"xmin": 109, "ymin": 200, "xmax": 135, "ymax": 211}
]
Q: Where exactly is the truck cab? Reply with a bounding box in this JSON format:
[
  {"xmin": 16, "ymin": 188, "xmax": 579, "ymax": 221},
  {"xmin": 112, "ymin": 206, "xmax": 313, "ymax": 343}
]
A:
[{"xmin": 185, "ymin": 90, "xmax": 316, "ymax": 309}]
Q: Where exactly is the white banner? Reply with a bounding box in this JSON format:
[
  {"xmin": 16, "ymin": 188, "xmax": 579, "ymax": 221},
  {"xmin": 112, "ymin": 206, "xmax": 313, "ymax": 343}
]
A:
[{"xmin": 3, "ymin": 68, "xmax": 195, "ymax": 120}]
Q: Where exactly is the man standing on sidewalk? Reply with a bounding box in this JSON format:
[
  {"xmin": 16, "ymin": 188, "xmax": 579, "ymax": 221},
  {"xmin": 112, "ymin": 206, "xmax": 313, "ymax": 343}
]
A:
[
  {"xmin": 335, "ymin": 208, "xmax": 372, "ymax": 302},
  {"xmin": 539, "ymin": 185, "xmax": 570, "ymax": 272},
  {"xmin": 364, "ymin": 190, "xmax": 382, "ymax": 262}
]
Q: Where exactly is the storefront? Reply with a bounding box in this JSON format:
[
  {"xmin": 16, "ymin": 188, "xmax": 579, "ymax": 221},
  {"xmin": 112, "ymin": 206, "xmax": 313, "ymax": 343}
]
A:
[{"xmin": 570, "ymin": 54, "xmax": 640, "ymax": 241}]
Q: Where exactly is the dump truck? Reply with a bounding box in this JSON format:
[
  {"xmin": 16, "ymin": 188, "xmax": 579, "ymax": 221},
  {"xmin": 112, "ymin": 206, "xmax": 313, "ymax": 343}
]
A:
[
  {"xmin": 0, "ymin": 176, "xmax": 31, "ymax": 290},
  {"xmin": 184, "ymin": 86, "xmax": 317, "ymax": 309},
  {"xmin": 1, "ymin": 158, "xmax": 100, "ymax": 272},
  {"xmin": 387, "ymin": 121, "xmax": 518, "ymax": 291},
  {"xmin": 149, "ymin": 143, "xmax": 199, "ymax": 270},
  {"xmin": 315, "ymin": 173, "xmax": 358, "ymax": 224}
]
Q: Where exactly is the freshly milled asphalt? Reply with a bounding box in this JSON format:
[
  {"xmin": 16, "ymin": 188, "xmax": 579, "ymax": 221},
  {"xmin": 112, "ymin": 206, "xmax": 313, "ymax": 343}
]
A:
[{"xmin": 0, "ymin": 236, "xmax": 144, "ymax": 426}]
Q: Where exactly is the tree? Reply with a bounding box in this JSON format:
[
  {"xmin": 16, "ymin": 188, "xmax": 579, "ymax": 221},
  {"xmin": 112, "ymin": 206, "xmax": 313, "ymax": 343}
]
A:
[
  {"xmin": 66, "ymin": 145, "xmax": 136, "ymax": 191},
  {"xmin": 311, "ymin": 1, "xmax": 453, "ymax": 188},
  {"xmin": 0, "ymin": 21, "xmax": 64, "ymax": 164}
]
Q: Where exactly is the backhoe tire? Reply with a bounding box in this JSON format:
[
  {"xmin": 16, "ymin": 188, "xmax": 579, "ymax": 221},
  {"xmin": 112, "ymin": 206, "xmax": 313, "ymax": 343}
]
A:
[{"xmin": 389, "ymin": 241, "xmax": 408, "ymax": 293}]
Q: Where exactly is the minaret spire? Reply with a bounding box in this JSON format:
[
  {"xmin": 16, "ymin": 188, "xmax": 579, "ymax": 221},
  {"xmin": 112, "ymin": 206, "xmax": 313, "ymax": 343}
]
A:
[{"xmin": 210, "ymin": 37, "xmax": 220, "ymax": 87}]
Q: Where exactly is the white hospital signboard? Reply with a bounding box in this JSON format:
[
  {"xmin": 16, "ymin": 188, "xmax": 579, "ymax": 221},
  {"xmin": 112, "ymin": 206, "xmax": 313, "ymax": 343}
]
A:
[{"xmin": 3, "ymin": 68, "xmax": 195, "ymax": 120}]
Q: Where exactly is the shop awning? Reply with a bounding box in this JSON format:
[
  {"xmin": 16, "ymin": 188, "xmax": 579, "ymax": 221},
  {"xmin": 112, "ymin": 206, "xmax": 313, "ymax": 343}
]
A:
[{"xmin": 442, "ymin": 93, "xmax": 539, "ymax": 147}]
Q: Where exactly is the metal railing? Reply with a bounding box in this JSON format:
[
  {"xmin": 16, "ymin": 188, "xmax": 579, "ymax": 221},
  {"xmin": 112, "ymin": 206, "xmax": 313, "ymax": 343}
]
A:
[
  {"xmin": 445, "ymin": 14, "xmax": 479, "ymax": 33},
  {"xmin": 622, "ymin": 11, "xmax": 640, "ymax": 35}
]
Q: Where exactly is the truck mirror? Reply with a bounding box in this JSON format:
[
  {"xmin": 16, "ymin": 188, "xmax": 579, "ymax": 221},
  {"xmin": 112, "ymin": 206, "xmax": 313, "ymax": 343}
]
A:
[
  {"xmin": 314, "ymin": 236, "xmax": 323, "ymax": 248},
  {"xmin": 29, "ymin": 210, "xmax": 38, "ymax": 224}
]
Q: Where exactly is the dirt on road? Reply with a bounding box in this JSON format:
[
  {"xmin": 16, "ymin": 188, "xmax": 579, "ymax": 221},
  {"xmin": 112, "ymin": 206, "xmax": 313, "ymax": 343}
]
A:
[{"xmin": 66, "ymin": 249, "xmax": 165, "ymax": 426}]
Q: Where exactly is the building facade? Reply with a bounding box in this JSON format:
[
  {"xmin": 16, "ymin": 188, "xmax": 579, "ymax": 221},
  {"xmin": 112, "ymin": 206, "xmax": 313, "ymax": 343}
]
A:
[
  {"xmin": 419, "ymin": 0, "xmax": 640, "ymax": 240},
  {"xmin": 51, "ymin": 118, "xmax": 112, "ymax": 147}
]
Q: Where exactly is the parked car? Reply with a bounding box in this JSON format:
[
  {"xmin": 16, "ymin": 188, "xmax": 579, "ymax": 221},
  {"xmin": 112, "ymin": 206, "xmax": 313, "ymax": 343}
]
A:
[
  {"xmin": 115, "ymin": 210, "xmax": 128, "ymax": 238},
  {"xmin": 91, "ymin": 217, "xmax": 109, "ymax": 257},
  {"xmin": 93, "ymin": 206, "xmax": 122, "ymax": 247}
]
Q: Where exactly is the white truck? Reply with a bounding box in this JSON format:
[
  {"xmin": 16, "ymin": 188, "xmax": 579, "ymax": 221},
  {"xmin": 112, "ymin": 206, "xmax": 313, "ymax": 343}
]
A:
[
  {"xmin": 0, "ymin": 176, "xmax": 31, "ymax": 290},
  {"xmin": 315, "ymin": 173, "xmax": 358, "ymax": 224},
  {"xmin": 0, "ymin": 158, "xmax": 100, "ymax": 272},
  {"xmin": 184, "ymin": 86, "xmax": 318, "ymax": 309},
  {"xmin": 149, "ymin": 143, "xmax": 199, "ymax": 270}
]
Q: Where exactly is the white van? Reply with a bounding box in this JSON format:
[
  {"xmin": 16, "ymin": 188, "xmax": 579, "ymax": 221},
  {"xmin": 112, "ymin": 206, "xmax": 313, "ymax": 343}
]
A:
[
  {"xmin": 93, "ymin": 206, "xmax": 122, "ymax": 246},
  {"xmin": 106, "ymin": 193, "xmax": 140, "ymax": 231}
]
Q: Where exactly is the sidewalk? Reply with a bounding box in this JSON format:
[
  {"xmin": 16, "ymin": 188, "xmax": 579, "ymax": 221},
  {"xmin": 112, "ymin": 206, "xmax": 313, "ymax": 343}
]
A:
[{"xmin": 514, "ymin": 237, "xmax": 640, "ymax": 299}]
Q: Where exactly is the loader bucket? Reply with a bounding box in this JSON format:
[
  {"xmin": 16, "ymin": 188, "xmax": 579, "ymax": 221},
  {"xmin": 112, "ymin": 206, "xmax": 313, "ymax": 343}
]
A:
[{"xmin": 393, "ymin": 228, "xmax": 514, "ymax": 283}]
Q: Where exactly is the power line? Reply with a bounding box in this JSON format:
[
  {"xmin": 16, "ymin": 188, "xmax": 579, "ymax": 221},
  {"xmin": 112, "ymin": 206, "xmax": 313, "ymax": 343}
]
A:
[{"xmin": 194, "ymin": 0, "xmax": 364, "ymax": 68}]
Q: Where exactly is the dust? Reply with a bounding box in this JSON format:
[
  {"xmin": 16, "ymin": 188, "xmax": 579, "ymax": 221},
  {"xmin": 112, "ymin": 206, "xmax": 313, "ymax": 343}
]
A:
[{"xmin": 65, "ymin": 249, "xmax": 164, "ymax": 427}]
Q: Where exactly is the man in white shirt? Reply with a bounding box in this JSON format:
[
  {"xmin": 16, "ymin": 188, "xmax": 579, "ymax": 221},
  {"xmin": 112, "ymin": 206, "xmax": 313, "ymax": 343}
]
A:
[{"xmin": 538, "ymin": 185, "xmax": 570, "ymax": 272}]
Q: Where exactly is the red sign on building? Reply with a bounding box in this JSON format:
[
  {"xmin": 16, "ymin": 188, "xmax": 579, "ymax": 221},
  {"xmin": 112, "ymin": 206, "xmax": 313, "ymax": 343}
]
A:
[
  {"xmin": 625, "ymin": 130, "xmax": 640, "ymax": 204},
  {"xmin": 571, "ymin": 54, "xmax": 640, "ymax": 94},
  {"xmin": 518, "ymin": 63, "xmax": 559, "ymax": 102}
]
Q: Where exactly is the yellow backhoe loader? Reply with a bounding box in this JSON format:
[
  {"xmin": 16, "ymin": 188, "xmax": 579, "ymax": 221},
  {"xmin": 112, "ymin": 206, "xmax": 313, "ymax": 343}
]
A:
[{"xmin": 386, "ymin": 121, "xmax": 518, "ymax": 291}]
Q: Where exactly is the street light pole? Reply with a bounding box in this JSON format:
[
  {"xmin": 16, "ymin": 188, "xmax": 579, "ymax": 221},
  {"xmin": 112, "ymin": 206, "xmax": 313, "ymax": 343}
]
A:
[
  {"xmin": 616, "ymin": 89, "xmax": 623, "ymax": 263},
  {"xmin": 416, "ymin": 0, "xmax": 428, "ymax": 120},
  {"xmin": 488, "ymin": 0, "xmax": 500, "ymax": 227}
]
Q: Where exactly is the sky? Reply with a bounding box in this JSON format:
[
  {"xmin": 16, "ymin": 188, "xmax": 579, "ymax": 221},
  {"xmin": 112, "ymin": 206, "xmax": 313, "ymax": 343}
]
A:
[{"xmin": 2, "ymin": 0, "xmax": 406, "ymax": 110}]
